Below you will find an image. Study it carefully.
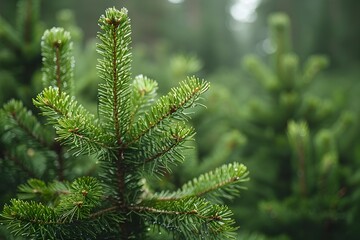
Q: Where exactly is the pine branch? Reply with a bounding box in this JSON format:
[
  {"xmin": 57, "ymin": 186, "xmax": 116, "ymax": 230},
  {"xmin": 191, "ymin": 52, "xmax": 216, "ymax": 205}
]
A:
[
  {"xmin": 127, "ymin": 77, "xmax": 209, "ymax": 146},
  {"xmin": 56, "ymin": 177, "xmax": 103, "ymax": 222},
  {"xmin": 17, "ymin": 178, "xmax": 70, "ymax": 204},
  {"xmin": 2, "ymin": 99, "xmax": 51, "ymax": 149},
  {"xmin": 288, "ymin": 120, "xmax": 310, "ymax": 197},
  {"xmin": 41, "ymin": 27, "xmax": 74, "ymax": 94},
  {"xmin": 17, "ymin": 0, "xmax": 40, "ymax": 45},
  {"xmin": 0, "ymin": 100, "xmax": 53, "ymax": 178},
  {"xmin": 130, "ymin": 124, "xmax": 195, "ymax": 175},
  {"xmin": 302, "ymin": 55, "xmax": 329, "ymax": 85},
  {"xmin": 1, "ymin": 177, "xmax": 107, "ymax": 239},
  {"xmin": 243, "ymin": 55, "xmax": 277, "ymax": 91},
  {"xmin": 129, "ymin": 75, "xmax": 158, "ymax": 125},
  {"xmin": 97, "ymin": 7, "xmax": 132, "ymax": 143},
  {"xmin": 1, "ymin": 199, "xmax": 60, "ymax": 239},
  {"xmin": 33, "ymin": 87, "xmax": 110, "ymax": 156},
  {"xmin": 154, "ymin": 163, "xmax": 249, "ymax": 203},
  {"xmin": 133, "ymin": 197, "xmax": 237, "ymax": 239},
  {"xmin": 1, "ymin": 199, "xmax": 118, "ymax": 240},
  {"xmin": 1, "ymin": 150, "xmax": 37, "ymax": 178}
]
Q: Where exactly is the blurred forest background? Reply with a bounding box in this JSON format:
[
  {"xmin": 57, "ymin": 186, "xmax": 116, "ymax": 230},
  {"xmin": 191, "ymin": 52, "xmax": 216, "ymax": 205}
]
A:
[{"xmin": 1, "ymin": 0, "xmax": 360, "ymax": 239}]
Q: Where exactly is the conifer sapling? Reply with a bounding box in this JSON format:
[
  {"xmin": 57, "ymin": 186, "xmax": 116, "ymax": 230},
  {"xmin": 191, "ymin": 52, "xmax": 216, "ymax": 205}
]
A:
[{"xmin": 0, "ymin": 7, "xmax": 249, "ymax": 239}]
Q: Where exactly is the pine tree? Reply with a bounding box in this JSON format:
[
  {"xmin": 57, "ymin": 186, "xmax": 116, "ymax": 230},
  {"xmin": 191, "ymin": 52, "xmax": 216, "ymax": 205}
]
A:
[
  {"xmin": 234, "ymin": 13, "xmax": 358, "ymax": 239},
  {"xmin": 0, "ymin": 7, "xmax": 249, "ymax": 239}
]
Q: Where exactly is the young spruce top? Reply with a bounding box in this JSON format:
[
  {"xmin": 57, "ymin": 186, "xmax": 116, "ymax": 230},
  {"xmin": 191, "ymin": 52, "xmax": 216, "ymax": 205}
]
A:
[{"xmin": 1, "ymin": 7, "xmax": 249, "ymax": 240}]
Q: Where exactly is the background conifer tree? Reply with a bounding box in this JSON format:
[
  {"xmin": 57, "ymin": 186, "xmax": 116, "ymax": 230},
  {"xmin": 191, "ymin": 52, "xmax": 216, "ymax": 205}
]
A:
[
  {"xmin": 233, "ymin": 13, "xmax": 359, "ymax": 240},
  {"xmin": 0, "ymin": 0, "xmax": 43, "ymax": 107},
  {"xmin": 0, "ymin": 7, "xmax": 249, "ymax": 239}
]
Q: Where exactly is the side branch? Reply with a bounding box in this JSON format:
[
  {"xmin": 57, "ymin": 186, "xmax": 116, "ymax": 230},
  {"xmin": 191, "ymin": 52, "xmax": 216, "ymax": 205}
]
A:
[
  {"xmin": 127, "ymin": 79, "xmax": 209, "ymax": 147},
  {"xmin": 34, "ymin": 88, "xmax": 110, "ymax": 155},
  {"xmin": 9, "ymin": 109, "xmax": 49, "ymax": 148},
  {"xmin": 3, "ymin": 151, "xmax": 36, "ymax": 178},
  {"xmin": 143, "ymin": 139, "xmax": 181, "ymax": 164},
  {"xmin": 158, "ymin": 176, "xmax": 242, "ymax": 201},
  {"xmin": 154, "ymin": 163, "xmax": 249, "ymax": 202}
]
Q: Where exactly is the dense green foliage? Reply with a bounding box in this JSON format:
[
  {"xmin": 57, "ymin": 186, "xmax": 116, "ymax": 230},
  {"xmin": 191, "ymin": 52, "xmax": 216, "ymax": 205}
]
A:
[
  {"xmin": 231, "ymin": 13, "xmax": 360, "ymax": 240},
  {"xmin": 0, "ymin": 7, "xmax": 249, "ymax": 239},
  {"xmin": 1, "ymin": 1, "xmax": 360, "ymax": 239},
  {"xmin": 0, "ymin": 0, "xmax": 43, "ymax": 106}
]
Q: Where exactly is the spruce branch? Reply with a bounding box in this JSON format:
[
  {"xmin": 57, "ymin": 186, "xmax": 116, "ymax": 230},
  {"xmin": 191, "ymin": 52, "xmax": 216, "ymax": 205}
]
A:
[
  {"xmin": 97, "ymin": 7, "xmax": 132, "ymax": 142},
  {"xmin": 17, "ymin": 0, "xmax": 41, "ymax": 45},
  {"xmin": 243, "ymin": 55, "xmax": 277, "ymax": 91},
  {"xmin": 154, "ymin": 163, "xmax": 249, "ymax": 203},
  {"xmin": 0, "ymin": 100, "xmax": 53, "ymax": 178},
  {"xmin": 1, "ymin": 200, "xmax": 114, "ymax": 240},
  {"xmin": 1, "ymin": 99, "xmax": 51, "ymax": 149},
  {"xmin": 56, "ymin": 177, "xmax": 104, "ymax": 222},
  {"xmin": 33, "ymin": 87, "xmax": 109, "ymax": 156},
  {"xmin": 131, "ymin": 123, "xmax": 195, "ymax": 176},
  {"xmin": 41, "ymin": 27, "xmax": 74, "ymax": 94},
  {"xmin": 17, "ymin": 178, "xmax": 70, "ymax": 203},
  {"xmin": 134, "ymin": 197, "xmax": 237, "ymax": 239},
  {"xmin": 127, "ymin": 77, "xmax": 209, "ymax": 146},
  {"xmin": 288, "ymin": 121, "xmax": 310, "ymax": 197},
  {"xmin": 1, "ymin": 199, "xmax": 59, "ymax": 238},
  {"xmin": 302, "ymin": 55, "xmax": 329, "ymax": 85},
  {"xmin": 0, "ymin": 150, "xmax": 37, "ymax": 178},
  {"xmin": 129, "ymin": 75, "xmax": 158, "ymax": 124},
  {"xmin": 1, "ymin": 177, "xmax": 106, "ymax": 239}
]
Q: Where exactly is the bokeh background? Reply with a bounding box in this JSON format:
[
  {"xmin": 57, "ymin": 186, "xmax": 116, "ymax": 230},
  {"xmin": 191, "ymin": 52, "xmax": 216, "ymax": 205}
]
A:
[{"xmin": 1, "ymin": 0, "xmax": 360, "ymax": 239}]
